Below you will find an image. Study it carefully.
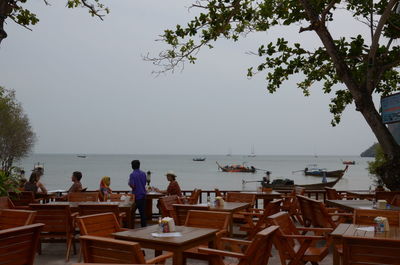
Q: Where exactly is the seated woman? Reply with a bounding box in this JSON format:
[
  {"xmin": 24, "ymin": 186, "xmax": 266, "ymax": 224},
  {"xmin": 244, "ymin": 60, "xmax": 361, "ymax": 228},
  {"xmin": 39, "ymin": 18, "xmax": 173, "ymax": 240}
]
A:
[
  {"xmin": 99, "ymin": 176, "xmax": 112, "ymax": 201},
  {"xmin": 153, "ymin": 171, "xmax": 182, "ymax": 197},
  {"xmin": 68, "ymin": 171, "xmax": 83, "ymax": 193},
  {"xmin": 24, "ymin": 172, "xmax": 47, "ymax": 195}
]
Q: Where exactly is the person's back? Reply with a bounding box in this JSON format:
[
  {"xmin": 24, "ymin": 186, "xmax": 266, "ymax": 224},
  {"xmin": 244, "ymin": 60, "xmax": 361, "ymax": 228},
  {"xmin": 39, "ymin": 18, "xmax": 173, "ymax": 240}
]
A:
[
  {"xmin": 24, "ymin": 181, "xmax": 37, "ymax": 193},
  {"xmin": 129, "ymin": 160, "xmax": 147, "ymax": 227}
]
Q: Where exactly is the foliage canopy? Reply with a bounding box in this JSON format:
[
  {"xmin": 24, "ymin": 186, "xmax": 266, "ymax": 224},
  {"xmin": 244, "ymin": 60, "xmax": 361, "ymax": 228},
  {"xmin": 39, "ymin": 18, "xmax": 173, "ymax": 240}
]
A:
[{"xmin": 0, "ymin": 87, "xmax": 35, "ymax": 174}]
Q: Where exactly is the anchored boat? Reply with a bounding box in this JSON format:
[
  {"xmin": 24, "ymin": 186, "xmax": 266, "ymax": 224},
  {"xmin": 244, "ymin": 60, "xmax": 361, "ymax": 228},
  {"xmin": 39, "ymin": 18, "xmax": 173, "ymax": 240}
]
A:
[{"xmin": 216, "ymin": 162, "xmax": 256, "ymax": 173}]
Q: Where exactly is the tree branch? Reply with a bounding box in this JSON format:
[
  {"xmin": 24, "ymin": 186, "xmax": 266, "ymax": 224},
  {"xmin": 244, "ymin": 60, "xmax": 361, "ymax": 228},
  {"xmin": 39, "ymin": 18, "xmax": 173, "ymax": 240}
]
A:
[
  {"xmin": 367, "ymin": 0, "xmax": 398, "ymax": 94},
  {"xmin": 299, "ymin": 0, "xmax": 362, "ymax": 104},
  {"xmin": 321, "ymin": 0, "xmax": 338, "ymax": 23},
  {"xmin": 81, "ymin": 0, "xmax": 104, "ymax": 20}
]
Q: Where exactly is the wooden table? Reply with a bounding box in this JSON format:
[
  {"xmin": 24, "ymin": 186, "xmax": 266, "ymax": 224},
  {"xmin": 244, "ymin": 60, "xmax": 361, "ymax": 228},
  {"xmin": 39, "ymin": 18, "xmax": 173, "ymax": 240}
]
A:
[
  {"xmin": 331, "ymin": 223, "xmax": 400, "ymax": 265},
  {"xmin": 346, "ymin": 191, "xmax": 375, "ymax": 200},
  {"xmin": 240, "ymin": 191, "xmax": 282, "ymax": 208},
  {"xmin": 47, "ymin": 201, "xmax": 135, "ymax": 228},
  {"xmin": 113, "ymin": 225, "xmax": 217, "ymax": 265},
  {"xmin": 326, "ymin": 200, "xmax": 400, "ymax": 212}
]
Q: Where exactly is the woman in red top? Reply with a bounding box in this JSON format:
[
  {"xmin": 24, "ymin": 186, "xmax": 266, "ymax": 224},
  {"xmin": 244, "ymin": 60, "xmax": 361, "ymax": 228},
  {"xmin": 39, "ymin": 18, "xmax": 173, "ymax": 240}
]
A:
[{"xmin": 154, "ymin": 170, "xmax": 182, "ymax": 196}]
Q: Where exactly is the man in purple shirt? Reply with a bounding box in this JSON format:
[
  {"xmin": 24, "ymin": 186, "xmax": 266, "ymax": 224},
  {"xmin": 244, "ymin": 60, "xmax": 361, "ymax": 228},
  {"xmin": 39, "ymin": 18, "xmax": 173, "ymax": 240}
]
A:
[{"xmin": 129, "ymin": 160, "xmax": 147, "ymax": 227}]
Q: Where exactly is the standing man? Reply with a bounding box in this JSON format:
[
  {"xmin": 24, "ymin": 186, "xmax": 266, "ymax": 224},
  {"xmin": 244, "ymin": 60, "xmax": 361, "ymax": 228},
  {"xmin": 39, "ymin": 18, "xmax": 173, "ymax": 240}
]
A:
[{"xmin": 129, "ymin": 160, "xmax": 147, "ymax": 227}]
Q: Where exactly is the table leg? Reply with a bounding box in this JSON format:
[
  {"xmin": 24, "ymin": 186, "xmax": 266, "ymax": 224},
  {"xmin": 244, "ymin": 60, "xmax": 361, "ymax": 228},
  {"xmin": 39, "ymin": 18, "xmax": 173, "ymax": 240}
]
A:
[
  {"xmin": 145, "ymin": 197, "xmax": 153, "ymax": 222},
  {"xmin": 173, "ymin": 250, "xmax": 183, "ymax": 265},
  {"xmin": 332, "ymin": 239, "xmax": 340, "ymax": 265}
]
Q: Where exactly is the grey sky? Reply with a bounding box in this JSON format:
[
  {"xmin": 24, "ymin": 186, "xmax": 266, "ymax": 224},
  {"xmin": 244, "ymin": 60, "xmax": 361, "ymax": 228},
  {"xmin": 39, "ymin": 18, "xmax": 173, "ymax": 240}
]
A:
[{"xmin": 0, "ymin": 1, "xmax": 378, "ymax": 155}]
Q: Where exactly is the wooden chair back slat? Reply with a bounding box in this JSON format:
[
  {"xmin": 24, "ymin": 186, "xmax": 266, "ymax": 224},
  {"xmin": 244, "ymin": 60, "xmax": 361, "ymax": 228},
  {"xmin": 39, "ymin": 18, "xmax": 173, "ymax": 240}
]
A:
[
  {"xmin": 242, "ymin": 226, "xmax": 279, "ymax": 265},
  {"xmin": 0, "ymin": 209, "xmax": 37, "ymax": 230},
  {"xmin": 353, "ymin": 209, "xmax": 400, "ymax": 226},
  {"xmin": 297, "ymin": 194, "xmax": 314, "ymax": 227},
  {"xmin": 226, "ymin": 192, "xmax": 256, "ymax": 207},
  {"xmin": 8, "ymin": 192, "xmax": 36, "ymax": 206},
  {"xmin": 29, "ymin": 204, "xmax": 73, "ymax": 233},
  {"xmin": 0, "ymin": 196, "xmax": 15, "ymax": 209},
  {"xmin": 78, "ymin": 204, "xmax": 120, "ymax": 217},
  {"xmin": 68, "ymin": 192, "xmax": 99, "ymax": 202},
  {"xmin": 325, "ymin": 187, "xmax": 342, "ymax": 200},
  {"xmin": 80, "ymin": 235, "xmax": 146, "ymax": 264},
  {"xmin": 187, "ymin": 189, "xmax": 202, "ymax": 204},
  {"xmin": 247, "ymin": 199, "xmax": 282, "ymax": 239},
  {"xmin": 173, "ymin": 204, "xmax": 210, "ymax": 225},
  {"xmin": 185, "ymin": 210, "xmax": 230, "ymax": 230},
  {"xmin": 0, "ymin": 223, "xmax": 44, "ymax": 265},
  {"xmin": 77, "ymin": 213, "xmax": 122, "ymax": 237},
  {"xmin": 342, "ymin": 236, "xmax": 400, "ymax": 265},
  {"xmin": 159, "ymin": 195, "xmax": 181, "ymax": 219},
  {"xmin": 297, "ymin": 195, "xmax": 337, "ymax": 228}
]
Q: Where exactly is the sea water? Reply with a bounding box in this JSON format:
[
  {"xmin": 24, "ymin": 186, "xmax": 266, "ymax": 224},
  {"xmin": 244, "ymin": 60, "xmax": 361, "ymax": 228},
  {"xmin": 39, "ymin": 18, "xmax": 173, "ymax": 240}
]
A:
[{"xmin": 16, "ymin": 154, "xmax": 374, "ymax": 191}]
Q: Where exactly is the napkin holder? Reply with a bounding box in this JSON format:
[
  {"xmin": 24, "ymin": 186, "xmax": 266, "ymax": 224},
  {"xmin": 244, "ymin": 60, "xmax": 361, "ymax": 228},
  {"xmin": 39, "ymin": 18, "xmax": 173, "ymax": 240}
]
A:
[{"xmin": 377, "ymin": 200, "xmax": 387, "ymax": 209}]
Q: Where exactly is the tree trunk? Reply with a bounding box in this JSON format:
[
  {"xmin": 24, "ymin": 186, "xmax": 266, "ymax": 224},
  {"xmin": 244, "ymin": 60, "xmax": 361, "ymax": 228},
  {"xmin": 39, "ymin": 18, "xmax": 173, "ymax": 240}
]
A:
[{"xmin": 357, "ymin": 94, "xmax": 400, "ymax": 190}]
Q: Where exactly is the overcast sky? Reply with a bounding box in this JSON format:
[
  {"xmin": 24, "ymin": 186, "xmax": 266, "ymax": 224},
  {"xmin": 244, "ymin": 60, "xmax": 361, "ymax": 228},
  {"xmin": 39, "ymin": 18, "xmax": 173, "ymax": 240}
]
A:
[{"xmin": 0, "ymin": 0, "xmax": 379, "ymax": 155}]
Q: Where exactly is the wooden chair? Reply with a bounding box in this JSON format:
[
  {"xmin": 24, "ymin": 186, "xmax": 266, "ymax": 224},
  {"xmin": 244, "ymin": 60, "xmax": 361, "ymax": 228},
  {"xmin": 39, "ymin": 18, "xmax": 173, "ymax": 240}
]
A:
[
  {"xmin": 78, "ymin": 204, "xmax": 126, "ymax": 227},
  {"xmin": 267, "ymin": 212, "xmax": 331, "ymax": 265},
  {"xmin": 239, "ymin": 199, "xmax": 282, "ymax": 239},
  {"xmin": 225, "ymin": 192, "xmax": 256, "ymax": 223},
  {"xmin": 390, "ymin": 194, "xmax": 400, "ymax": 206},
  {"xmin": 67, "ymin": 191, "xmax": 99, "ymax": 202},
  {"xmin": 0, "ymin": 223, "xmax": 44, "ymax": 265},
  {"xmin": 324, "ymin": 187, "xmax": 344, "ymax": 200},
  {"xmin": 280, "ymin": 187, "xmax": 305, "ymax": 225},
  {"xmin": 29, "ymin": 204, "xmax": 77, "ymax": 261},
  {"xmin": 0, "ymin": 209, "xmax": 37, "ymax": 229},
  {"xmin": 353, "ymin": 209, "xmax": 400, "ymax": 226},
  {"xmin": 0, "ymin": 196, "xmax": 15, "ymax": 209},
  {"xmin": 158, "ymin": 195, "xmax": 182, "ymax": 219},
  {"xmin": 342, "ymin": 235, "xmax": 400, "ymax": 265},
  {"xmin": 172, "ymin": 204, "xmax": 210, "ymax": 225},
  {"xmin": 198, "ymin": 225, "xmax": 279, "ymax": 265},
  {"xmin": 183, "ymin": 210, "xmax": 231, "ymax": 263},
  {"xmin": 187, "ymin": 188, "xmax": 202, "ymax": 204},
  {"xmin": 9, "ymin": 191, "xmax": 40, "ymax": 209},
  {"xmin": 297, "ymin": 195, "xmax": 352, "ymax": 229},
  {"xmin": 77, "ymin": 212, "xmax": 127, "ymax": 237},
  {"xmin": 80, "ymin": 235, "xmax": 173, "ymax": 264}
]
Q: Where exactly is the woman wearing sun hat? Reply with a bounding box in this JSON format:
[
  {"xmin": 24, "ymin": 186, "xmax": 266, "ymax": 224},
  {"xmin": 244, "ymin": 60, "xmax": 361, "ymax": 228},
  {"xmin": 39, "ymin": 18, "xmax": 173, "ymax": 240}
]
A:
[{"xmin": 153, "ymin": 170, "xmax": 182, "ymax": 197}]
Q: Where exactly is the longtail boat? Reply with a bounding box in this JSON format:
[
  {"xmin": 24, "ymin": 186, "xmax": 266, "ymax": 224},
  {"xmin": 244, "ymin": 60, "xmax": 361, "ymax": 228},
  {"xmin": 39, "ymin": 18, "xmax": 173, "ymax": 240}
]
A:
[
  {"xmin": 304, "ymin": 165, "xmax": 348, "ymax": 178},
  {"xmin": 216, "ymin": 161, "xmax": 256, "ymax": 173},
  {"xmin": 244, "ymin": 169, "xmax": 346, "ymax": 190},
  {"xmin": 342, "ymin": 160, "xmax": 355, "ymax": 165}
]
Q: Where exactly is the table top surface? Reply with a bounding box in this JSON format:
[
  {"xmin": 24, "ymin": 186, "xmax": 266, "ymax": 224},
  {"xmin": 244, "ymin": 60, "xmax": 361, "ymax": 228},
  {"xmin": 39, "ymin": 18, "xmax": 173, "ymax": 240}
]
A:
[
  {"xmin": 194, "ymin": 202, "xmax": 250, "ymax": 212},
  {"xmin": 332, "ymin": 223, "xmax": 400, "ymax": 241},
  {"xmin": 326, "ymin": 200, "xmax": 400, "ymax": 211},
  {"xmin": 346, "ymin": 191, "xmax": 375, "ymax": 196},
  {"xmin": 113, "ymin": 225, "xmax": 218, "ymax": 246}
]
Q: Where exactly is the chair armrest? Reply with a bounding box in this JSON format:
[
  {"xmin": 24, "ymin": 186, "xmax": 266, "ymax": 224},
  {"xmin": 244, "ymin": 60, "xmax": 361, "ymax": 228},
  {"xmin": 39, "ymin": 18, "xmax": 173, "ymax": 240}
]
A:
[
  {"xmin": 146, "ymin": 251, "xmax": 173, "ymax": 264},
  {"xmin": 119, "ymin": 212, "xmax": 126, "ymax": 218},
  {"xmin": 220, "ymin": 237, "xmax": 252, "ymax": 246},
  {"xmin": 198, "ymin": 247, "xmax": 246, "ymax": 259},
  {"xmin": 71, "ymin": 212, "xmax": 79, "ymax": 218}
]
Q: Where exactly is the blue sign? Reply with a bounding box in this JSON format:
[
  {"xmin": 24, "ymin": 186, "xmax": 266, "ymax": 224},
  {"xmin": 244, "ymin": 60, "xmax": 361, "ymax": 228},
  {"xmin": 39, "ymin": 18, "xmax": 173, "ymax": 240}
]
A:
[{"xmin": 381, "ymin": 92, "xmax": 400, "ymax": 124}]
